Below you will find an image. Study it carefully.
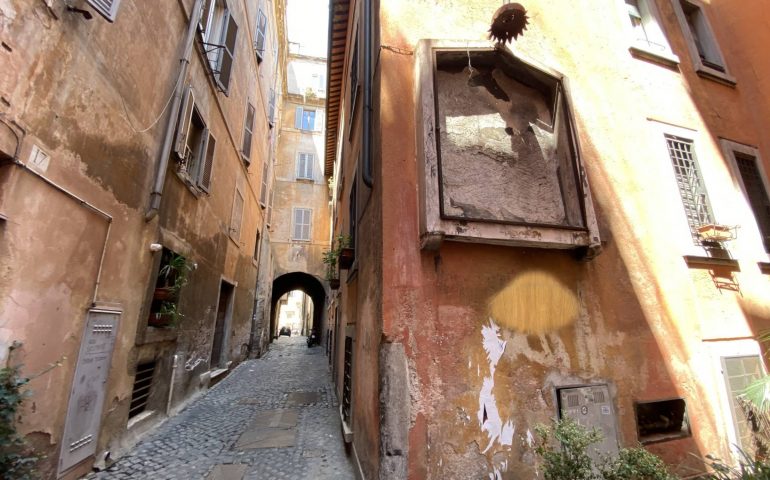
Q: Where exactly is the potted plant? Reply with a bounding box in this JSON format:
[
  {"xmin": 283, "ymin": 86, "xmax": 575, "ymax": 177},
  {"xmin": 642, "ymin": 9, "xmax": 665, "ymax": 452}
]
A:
[
  {"xmin": 697, "ymin": 224, "xmax": 736, "ymax": 243},
  {"xmin": 322, "ymin": 248, "xmax": 340, "ymax": 289},
  {"xmin": 336, "ymin": 234, "xmax": 355, "ymax": 270},
  {"xmin": 154, "ymin": 254, "xmax": 191, "ymax": 301},
  {"xmin": 148, "ymin": 301, "xmax": 182, "ymax": 328}
]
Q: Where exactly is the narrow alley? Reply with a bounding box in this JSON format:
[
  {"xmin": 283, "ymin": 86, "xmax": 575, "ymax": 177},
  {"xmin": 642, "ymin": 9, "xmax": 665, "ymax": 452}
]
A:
[{"xmin": 89, "ymin": 337, "xmax": 355, "ymax": 480}]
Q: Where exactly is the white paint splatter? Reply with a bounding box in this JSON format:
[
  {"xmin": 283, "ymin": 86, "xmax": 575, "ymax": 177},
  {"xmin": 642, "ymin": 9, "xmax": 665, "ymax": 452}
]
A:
[
  {"xmin": 477, "ymin": 318, "xmax": 515, "ymax": 454},
  {"xmin": 526, "ymin": 429, "xmax": 535, "ymax": 448}
]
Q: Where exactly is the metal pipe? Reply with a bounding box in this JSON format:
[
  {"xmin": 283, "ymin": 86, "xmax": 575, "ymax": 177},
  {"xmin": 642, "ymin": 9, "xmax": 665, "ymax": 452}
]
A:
[
  {"xmin": 361, "ymin": 0, "xmax": 374, "ymax": 188},
  {"xmin": 11, "ymin": 159, "xmax": 113, "ymax": 306},
  {"xmin": 145, "ymin": 0, "xmax": 204, "ymax": 221}
]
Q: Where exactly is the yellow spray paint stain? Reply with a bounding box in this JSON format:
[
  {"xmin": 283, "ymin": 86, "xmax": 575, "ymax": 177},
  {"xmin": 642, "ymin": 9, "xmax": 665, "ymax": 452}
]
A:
[{"xmin": 488, "ymin": 270, "xmax": 578, "ymax": 334}]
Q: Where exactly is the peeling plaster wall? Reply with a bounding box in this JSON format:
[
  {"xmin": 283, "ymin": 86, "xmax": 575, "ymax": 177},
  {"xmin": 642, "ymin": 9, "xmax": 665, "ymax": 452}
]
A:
[{"xmin": 367, "ymin": 0, "xmax": 770, "ymax": 479}]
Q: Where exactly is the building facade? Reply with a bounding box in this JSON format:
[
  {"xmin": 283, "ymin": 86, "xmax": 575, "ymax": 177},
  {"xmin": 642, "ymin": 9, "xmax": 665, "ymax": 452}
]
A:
[
  {"xmin": 268, "ymin": 51, "xmax": 331, "ymax": 339},
  {"xmin": 0, "ymin": 0, "xmax": 283, "ymax": 477},
  {"xmin": 325, "ymin": 0, "xmax": 770, "ymax": 478}
]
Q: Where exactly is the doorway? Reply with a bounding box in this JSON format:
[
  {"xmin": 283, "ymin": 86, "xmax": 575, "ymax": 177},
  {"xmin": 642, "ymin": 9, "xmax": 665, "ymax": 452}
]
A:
[{"xmin": 211, "ymin": 280, "xmax": 235, "ymax": 368}]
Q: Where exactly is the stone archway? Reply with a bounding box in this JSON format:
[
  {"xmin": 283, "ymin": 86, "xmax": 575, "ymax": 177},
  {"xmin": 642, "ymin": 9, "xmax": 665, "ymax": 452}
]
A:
[{"xmin": 270, "ymin": 272, "xmax": 327, "ymax": 343}]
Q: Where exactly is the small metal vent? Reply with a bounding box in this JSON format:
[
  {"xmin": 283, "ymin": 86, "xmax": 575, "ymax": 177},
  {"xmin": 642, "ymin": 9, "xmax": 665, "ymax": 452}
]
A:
[
  {"xmin": 566, "ymin": 393, "xmax": 581, "ymax": 407},
  {"xmin": 68, "ymin": 434, "xmax": 93, "ymax": 452},
  {"xmin": 128, "ymin": 362, "xmax": 156, "ymax": 419},
  {"xmin": 593, "ymin": 389, "xmax": 606, "ymax": 404}
]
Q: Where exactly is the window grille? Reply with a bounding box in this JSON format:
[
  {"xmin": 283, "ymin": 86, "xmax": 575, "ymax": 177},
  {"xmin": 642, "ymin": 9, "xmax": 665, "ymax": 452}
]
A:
[
  {"xmin": 86, "ymin": 0, "xmax": 121, "ymax": 22},
  {"xmin": 292, "ymin": 208, "xmax": 311, "ymax": 241},
  {"xmin": 665, "ymin": 135, "xmax": 714, "ymax": 243},
  {"xmin": 267, "ymin": 188, "xmax": 274, "ymax": 226},
  {"xmin": 296, "ymin": 153, "xmax": 314, "ymax": 180},
  {"xmin": 734, "ymin": 153, "xmax": 770, "ymax": 252},
  {"xmin": 342, "ymin": 336, "xmax": 353, "ymax": 423},
  {"xmin": 128, "ymin": 362, "xmax": 156, "ymax": 419}
]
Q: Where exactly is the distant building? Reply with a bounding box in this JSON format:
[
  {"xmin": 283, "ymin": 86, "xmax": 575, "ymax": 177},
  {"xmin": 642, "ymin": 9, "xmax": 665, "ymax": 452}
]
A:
[
  {"xmin": 0, "ymin": 0, "xmax": 283, "ymax": 477},
  {"xmin": 268, "ymin": 51, "xmax": 331, "ymax": 342},
  {"xmin": 325, "ymin": 0, "xmax": 770, "ymax": 478}
]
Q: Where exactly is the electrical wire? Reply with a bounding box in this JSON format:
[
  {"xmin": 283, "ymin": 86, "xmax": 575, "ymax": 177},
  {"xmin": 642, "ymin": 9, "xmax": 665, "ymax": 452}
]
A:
[{"xmin": 119, "ymin": 74, "xmax": 181, "ymax": 134}]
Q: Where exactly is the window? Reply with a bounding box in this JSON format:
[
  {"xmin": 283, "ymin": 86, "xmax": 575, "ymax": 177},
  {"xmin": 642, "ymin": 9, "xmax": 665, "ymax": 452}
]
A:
[
  {"xmin": 253, "ymin": 229, "xmax": 261, "ymax": 261},
  {"xmin": 722, "ymin": 356, "xmax": 763, "ymax": 454},
  {"xmin": 268, "ymin": 88, "xmax": 276, "ymax": 126},
  {"xmin": 722, "ymin": 141, "xmax": 770, "ymax": 253},
  {"xmin": 230, "ymin": 188, "xmax": 244, "ymax": 242},
  {"xmin": 294, "ymin": 107, "xmax": 323, "ymax": 132},
  {"xmin": 86, "ymin": 0, "xmax": 121, "ymax": 22},
  {"xmin": 259, "ymin": 160, "xmax": 269, "ymax": 207},
  {"xmin": 292, "ymin": 208, "xmax": 311, "ymax": 241},
  {"xmin": 199, "ymin": 0, "xmax": 239, "ymax": 93},
  {"xmin": 242, "ymin": 103, "xmax": 255, "ymax": 163},
  {"xmin": 254, "ymin": 8, "xmax": 268, "ymax": 63},
  {"xmin": 349, "ymin": 178, "xmax": 357, "ymax": 263},
  {"xmin": 665, "ymin": 134, "xmax": 714, "ymax": 244},
  {"xmin": 174, "ymin": 86, "xmax": 215, "ymax": 192},
  {"xmin": 349, "ymin": 30, "xmax": 360, "ymax": 115},
  {"xmin": 267, "ymin": 187, "xmax": 274, "ymax": 227},
  {"xmin": 672, "ymin": 0, "xmax": 735, "ymax": 84},
  {"xmin": 624, "ymin": 0, "xmax": 677, "ymax": 65},
  {"xmin": 634, "ymin": 399, "xmax": 690, "ymax": 444},
  {"xmin": 296, "ymin": 153, "xmax": 314, "ymax": 180}
]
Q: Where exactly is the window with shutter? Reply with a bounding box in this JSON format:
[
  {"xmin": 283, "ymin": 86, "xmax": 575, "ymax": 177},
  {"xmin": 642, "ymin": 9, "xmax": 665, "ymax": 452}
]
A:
[
  {"xmin": 293, "ymin": 208, "xmax": 311, "ymax": 241},
  {"xmin": 175, "ymin": 86, "xmax": 195, "ymax": 158},
  {"xmin": 302, "ymin": 110, "xmax": 316, "ymax": 131},
  {"xmin": 267, "ymin": 188, "xmax": 274, "ymax": 226},
  {"xmin": 199, "ymin": 135, "xmax": 216, "ymax": 192},
  {"xmin": 260, "ymin": 161, "xmax": 269, "ymax": 206},
  {"xmin": 314, "ymin": 110, "xmax": 324, "ymax": 133},
  {"xmin": 242, "ymin": 103, "xmax": 255, "ymax": 162},
  {"xmin": 199, "ymin": 0, "xmax": 214, "ymax": 36},
  {"xmin": 296, "ymin": 153, "xmax": 314, "ymax": 180},
  {"xmin": 732, "ymin": 150, "xmax": 770, "ymax": 252},
  {"xmin": 230, "ymin": 189, "xmax": 244, "ymax": 242},
  {"xmin": 268, "ymin": 88, "xmax": 276, "ymax": 126},
  {"xmin": 216, "ymin": 12, "xmax": 238, "ymax": 93},
  {"xmin": 294, "ymin": 106, "xmax": 303, "ymax": 129},
  {"xmin": 255, "ymin": 9, "xmax": 268, "ymax": 62},
  {"xmin": 86, "ymin": 0, "xmax": 121, "ymax": 22}
]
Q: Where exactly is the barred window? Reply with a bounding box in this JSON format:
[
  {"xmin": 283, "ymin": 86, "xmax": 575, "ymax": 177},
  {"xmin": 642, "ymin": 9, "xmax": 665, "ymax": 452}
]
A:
[
  {"xmin": 666, "ymin": 135, "xmax": 714, "ymax": 243},
  {"xmin": 734, "ymin": 153, "xmax": 770, "ymax": 252}
]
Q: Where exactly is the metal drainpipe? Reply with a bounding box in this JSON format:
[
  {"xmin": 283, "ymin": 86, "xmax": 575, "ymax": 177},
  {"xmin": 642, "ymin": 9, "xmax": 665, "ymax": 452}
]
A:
[
  {"xmin": 145, "ymin": 0, "xmax": 204, "ymax": 221},
  {"xmin": 361, "ymin": 0, "xmax": 373, "ymax": 188}
]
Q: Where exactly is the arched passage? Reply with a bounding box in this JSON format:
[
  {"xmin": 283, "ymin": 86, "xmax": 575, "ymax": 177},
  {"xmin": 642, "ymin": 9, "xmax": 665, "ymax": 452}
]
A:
[{"xmin": 270, "ymin": 272, "xmax": 326, "ymax": 343}]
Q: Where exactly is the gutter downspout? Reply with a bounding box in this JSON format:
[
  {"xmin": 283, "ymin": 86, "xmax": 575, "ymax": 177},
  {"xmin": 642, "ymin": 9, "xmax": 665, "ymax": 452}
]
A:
[
  {"xmin": 145, "ymin": 0, "xmax": 204, "ymax": 221},
  {"xmin": 361, "ymin": 0, "xmax": 373, "ymax": 188}
]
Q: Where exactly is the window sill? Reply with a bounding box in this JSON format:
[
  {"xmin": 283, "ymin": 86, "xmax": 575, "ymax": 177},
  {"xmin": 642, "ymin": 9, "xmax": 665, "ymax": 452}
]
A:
[
  {"xmin": 295, "ymin": 177, "xmax": 315, "ymax": 183},
  {"xmin": 683, "ymin": 255, "xmax": 740, "ymax": 271},
  {"xmin": 173, "ymin": 169, "xmax": 204, "ymax": 198},
  {"xmin": 695, "ymin": 65, "xmax": 736, "ymax": 87},
  {"xmin": 628, "ymin": 45, "xmax": 679, "ymax": 69}
]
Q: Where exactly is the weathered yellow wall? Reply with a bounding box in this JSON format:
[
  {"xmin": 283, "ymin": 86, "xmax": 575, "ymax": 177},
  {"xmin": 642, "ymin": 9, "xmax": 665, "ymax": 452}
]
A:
[{"xmin": 0, "ymin": 0, "xmax": 278, "ymax": 476}]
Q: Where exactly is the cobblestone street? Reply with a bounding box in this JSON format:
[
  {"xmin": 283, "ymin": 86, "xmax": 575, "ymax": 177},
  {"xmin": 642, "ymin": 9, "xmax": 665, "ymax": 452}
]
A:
[{"xmin": 89, "ymin": 337, "xmax": 356, "ymax": 480}]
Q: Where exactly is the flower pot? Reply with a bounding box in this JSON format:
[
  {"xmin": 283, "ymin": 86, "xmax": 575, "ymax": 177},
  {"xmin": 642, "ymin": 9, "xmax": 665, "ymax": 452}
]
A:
[
  {"xmin": 338, "ymin": 248, "xmax": 355, "ymax": 269},
  {"xmin": 148, "ymin": 313, "xmax": 174, "ymax": 328},
  {"xmin": 153, "ymin": 287, "xmax": 178, "ymax": 301},
  {"xmin": 697, "ymin": 224, "xmax": 735, "ymax": 243},
  {"xmin": 329, "ymin": 278, "xmax": 340, "ymax": 289}
]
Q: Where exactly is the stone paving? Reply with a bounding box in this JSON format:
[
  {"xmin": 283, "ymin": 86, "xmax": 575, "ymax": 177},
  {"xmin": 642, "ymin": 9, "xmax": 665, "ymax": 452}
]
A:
[{"xmin": 89, "ymin": 336, "xmax": 356, "ymax": 480}]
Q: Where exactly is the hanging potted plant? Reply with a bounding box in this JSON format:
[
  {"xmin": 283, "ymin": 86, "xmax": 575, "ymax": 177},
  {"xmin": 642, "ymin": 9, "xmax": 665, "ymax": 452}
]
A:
[
  {"xmin": 148, "ymin": 301, "xmax": 183, "ymax": 328},
  {"xmin": 336, "ymin": 234, "xmax": 355, "ymax": 270}
]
